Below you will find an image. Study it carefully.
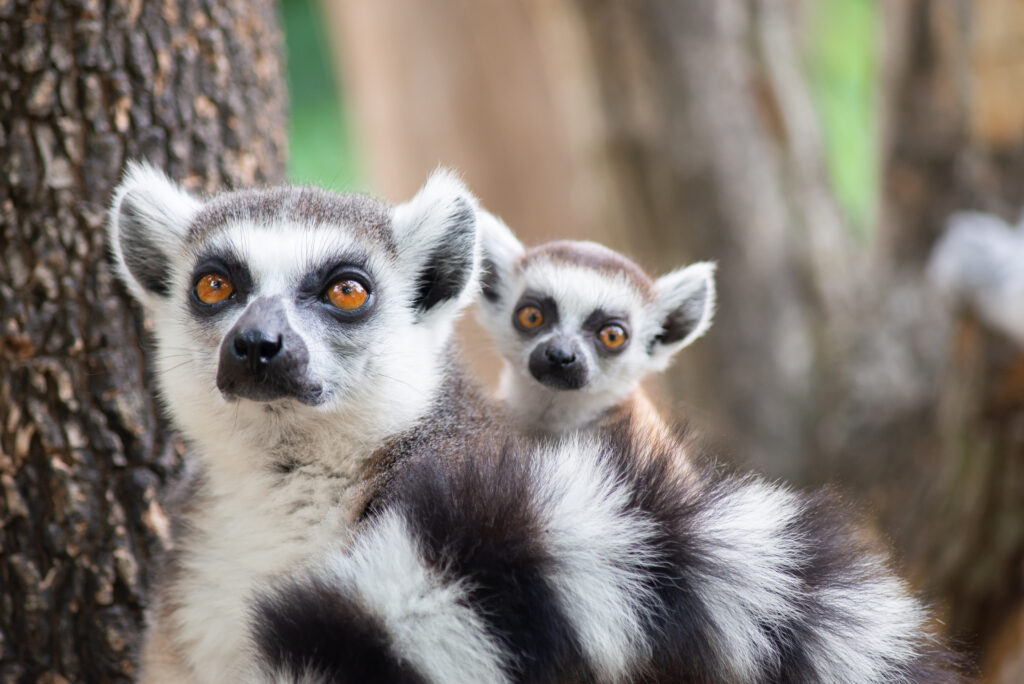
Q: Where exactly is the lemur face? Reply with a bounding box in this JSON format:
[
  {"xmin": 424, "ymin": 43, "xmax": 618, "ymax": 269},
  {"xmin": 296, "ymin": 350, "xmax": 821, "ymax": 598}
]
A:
[
  {"xmin": 108, "ymin": 163, "xmax": 479, "ymax": 449},
  {"xmin": 478, "ymin": 211, "xmax": 715, "ymax": 404}
]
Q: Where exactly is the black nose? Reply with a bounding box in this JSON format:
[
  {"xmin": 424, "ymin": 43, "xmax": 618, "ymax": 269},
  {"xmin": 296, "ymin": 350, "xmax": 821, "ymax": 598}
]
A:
[
  {"xmin": 230, "ymin": 329, "xmax": 283, "ymax": 372},
  {"xmin": 544, "ymin": 345, "xmax": 577, "ymax": 367}
]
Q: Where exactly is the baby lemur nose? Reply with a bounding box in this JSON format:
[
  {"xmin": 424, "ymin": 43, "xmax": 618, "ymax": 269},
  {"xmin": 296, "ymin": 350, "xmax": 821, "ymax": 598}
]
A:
[
  {"xmin": 231, "ymin": 329, "xmax": 284, "ymax": 371},
  {"xmin": 544, "ymin": 345, "xmax": 577, "ymax": 367}
]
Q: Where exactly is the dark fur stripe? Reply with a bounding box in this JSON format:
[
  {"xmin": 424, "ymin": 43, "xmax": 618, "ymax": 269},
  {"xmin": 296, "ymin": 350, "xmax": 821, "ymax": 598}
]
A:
[
  {"xmin": 375, "ymin": 448, "xmax": 594, "ymax": 683},
  {"xmin": 254, "ymin": 575, "xmax": 428, "ymax": 684},
  {"xmin": 255, "ymin": 413, "xmax": 963, "ymax": 683},
  {"xmin": 599, "ymin": 417, "xmax": 966, "ymax": 682}
]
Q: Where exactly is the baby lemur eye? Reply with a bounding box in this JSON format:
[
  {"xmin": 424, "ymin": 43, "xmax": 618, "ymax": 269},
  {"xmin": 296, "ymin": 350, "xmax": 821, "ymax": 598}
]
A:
[
  {"xmin": 516, "ymin": 305, "xmax": 544, "ymax": 329},
  {"xmin": 195, "ymin": 273, "xmax": 234, "ymax": 305},
  {"xmin": 327, "ymin": 279, "xmax": 369, "ymax": 311},
  {"xmin": 598, "ymin": 324, "xmax": 628, "ymax": 350}
]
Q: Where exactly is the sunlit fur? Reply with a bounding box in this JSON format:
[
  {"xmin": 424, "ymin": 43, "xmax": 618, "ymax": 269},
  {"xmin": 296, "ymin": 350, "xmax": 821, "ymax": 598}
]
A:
[
  {"xmin": 476, "ymin": 210, "xmax": 715, "ymax": 435},
  {"xmin": 108, "ymin": 162, "xmax": 482, "ymax": 682},
  {"xmin": 108, "ymin": 164, "xmax": 960, "ymax": 683},
  {"xmin": 255, "ymin": 427, "xmax": 962, "ymax": 683}
]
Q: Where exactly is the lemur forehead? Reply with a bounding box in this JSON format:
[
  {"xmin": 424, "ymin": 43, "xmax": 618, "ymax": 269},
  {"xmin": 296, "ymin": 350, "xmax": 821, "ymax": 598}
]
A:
[
  {"xmin": 186, "ymin": 186, "xmax": 396, "ymax": 254},
  {"xmin": 520, "ymin": 241, "xmax": 655, "ymax": 301}
]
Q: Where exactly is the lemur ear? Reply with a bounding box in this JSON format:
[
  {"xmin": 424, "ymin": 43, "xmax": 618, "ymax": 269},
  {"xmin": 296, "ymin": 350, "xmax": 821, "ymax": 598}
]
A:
[
  {"xmin": 107, "ymin": 161, "xmax": 201, "ymax": 305},
  {"xmin": 648, "ymin": 262, "xmax": 716, "ymax": 366},
  {"xmin": 477, "ymin": 210, "xmax": 524, "ymax": 304},
  {"xmin": 392, "ymin": 168, "xmax": 479, "ymax": 318}
]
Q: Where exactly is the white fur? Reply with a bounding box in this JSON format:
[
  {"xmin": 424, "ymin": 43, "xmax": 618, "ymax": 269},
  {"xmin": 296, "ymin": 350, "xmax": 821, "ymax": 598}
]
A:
[
  {"xmin": 477, "ymin": 210, "xmax": 524, "ymax": 292},
  {"xmin": 107, "ymin": 161, "xmax": 202, "ymax": 306},
  {"xmin": 314, "ymin": 512, "xmax": 510, "ymax": 684},
  {"xmin": 531, "ymin": 437, "xmax": 659, "ymax": 681},
  {"xmin": 928, "ymin": 210, "xmax": 1024, "ymax": 346},
  {"xmin": 107, "ymin": 164, "xmax": 482, "ymax": 682},
  {"xmin": 805, "ymin": 574, "xmax": 929, "ymax": 683},
  {"xmin": 393, "ymin": 167, "xmax": 483, "ymax": 341},
  {"xmin": 688, "ymin": 480, "xmax": 805, "ymax": 681},
  {"xmin": 649, "ymin": 261, "xmax": 717, "ymax": 370},
  {"xmin": 477, "ymin": 224, "xmax": 716, "ymax": 434}
]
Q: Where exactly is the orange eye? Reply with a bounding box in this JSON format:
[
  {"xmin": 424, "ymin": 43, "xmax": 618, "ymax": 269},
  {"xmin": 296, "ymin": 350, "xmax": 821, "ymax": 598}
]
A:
[
  {"xmin": 598, "ymin": 324, "xmax": 628, "ymax": 350},
  {"xmin": 327, "ymin": 279, "xmax": 368, "ymax": 311},
  {"xmin": 195, "ymin": 273, "xmax": 234, "ymax": 305},
  {"xmin": 516, "ymin": 305, "xmax": 544, "ymax": 329}
]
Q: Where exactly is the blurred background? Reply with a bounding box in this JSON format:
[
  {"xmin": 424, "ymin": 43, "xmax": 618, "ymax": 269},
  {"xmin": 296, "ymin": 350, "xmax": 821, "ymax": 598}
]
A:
[{"xmin": 280, "ymin": 0, "xmax": 1024, "ymax": 678}]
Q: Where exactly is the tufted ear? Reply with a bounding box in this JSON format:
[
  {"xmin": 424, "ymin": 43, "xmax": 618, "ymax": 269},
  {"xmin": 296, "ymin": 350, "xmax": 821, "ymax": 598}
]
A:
[
  {"xmin": 107, "ymin": 161, "xmax": 201, "ymax": 307},
  {"xmin": 648, "ymin": 262, "xmax": 716, "ymax": 368},
  {"xmin": 392, "ymin": 168, "xmax": 480, "ymax": 322},
  {"xmin": 476, "ymin": 209, "xmax": 524, "ymax": 306}
]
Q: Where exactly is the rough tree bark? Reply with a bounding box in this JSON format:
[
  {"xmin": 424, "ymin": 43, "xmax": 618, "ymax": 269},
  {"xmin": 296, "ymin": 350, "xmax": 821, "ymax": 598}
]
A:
[
  {"xmin": 0, "ymin": 0, "xmax": 287, "ymax": 680},
  {"xmin": 327, "ymin": 0, "xmax": 1023, "ymax": 670}
]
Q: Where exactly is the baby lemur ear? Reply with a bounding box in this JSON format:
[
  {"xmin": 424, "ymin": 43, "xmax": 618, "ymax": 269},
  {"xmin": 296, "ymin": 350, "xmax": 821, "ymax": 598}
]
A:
[
  {"xmin": 476, "ymin": 209, "xmax": 524, "ymax": 304},
  {"xmin": 392, "ymin": 168, "xmax": 480, "ymax": 319},
  {"xmin": 107, "ymin": 161, "xmax": 201, "ymax": 306},
  {"xmin": 649, "ymin": 261, "xmax": 717, "ymax": 366}
]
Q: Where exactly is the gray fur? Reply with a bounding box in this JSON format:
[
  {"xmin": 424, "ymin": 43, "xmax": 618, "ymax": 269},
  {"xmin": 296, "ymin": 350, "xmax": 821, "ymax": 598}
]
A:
[{"xmin": 104, "ymin": 163, "xmax": 959, "ymax": 683}]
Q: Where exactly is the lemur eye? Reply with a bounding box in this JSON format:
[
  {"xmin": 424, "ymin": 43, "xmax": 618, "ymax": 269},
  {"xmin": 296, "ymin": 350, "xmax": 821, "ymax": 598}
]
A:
[
  {"xmin": 516, "ymin": 305, "xmax": 544, "ymax": 329},
  {"xmin": 327, "ymin": 279, "xmax": 368, "ymax": 311},
  {"xmin": 195, "ymin": 273, "xmax": 234, "ymax": 305},
  {"xmin": 598, "ymin": 324, "xmax": 628, "ymax": 350}
]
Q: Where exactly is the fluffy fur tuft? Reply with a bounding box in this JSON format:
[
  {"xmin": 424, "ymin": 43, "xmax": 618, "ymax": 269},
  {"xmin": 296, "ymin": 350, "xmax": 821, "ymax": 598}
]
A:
[
  {"xmin": 107, "ymin": 161, "xmax": 202, "ymax": 303},
  {"xmin": 254, "ymin": 422, "xmax": 963, "ymax": 683},
  {"xmin": 108, "ymin": 166, "xmax": 961, "ymax": 683}
]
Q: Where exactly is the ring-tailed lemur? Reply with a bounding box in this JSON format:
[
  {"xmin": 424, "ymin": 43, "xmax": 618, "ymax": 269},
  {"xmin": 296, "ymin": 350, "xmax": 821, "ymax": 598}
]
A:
[
  {"xmin": 108, "ymin": 163, "xmax": 961, "ymax": 683},
  {"xmin": 476, "ymin": 210, "xmax": 713, "ymax": 440}
]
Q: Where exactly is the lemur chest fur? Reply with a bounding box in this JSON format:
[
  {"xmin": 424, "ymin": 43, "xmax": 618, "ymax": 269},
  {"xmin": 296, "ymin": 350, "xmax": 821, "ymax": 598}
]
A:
[{"xmin": 165, "ymin": 454, "xmax": 369, "ymax": 682}]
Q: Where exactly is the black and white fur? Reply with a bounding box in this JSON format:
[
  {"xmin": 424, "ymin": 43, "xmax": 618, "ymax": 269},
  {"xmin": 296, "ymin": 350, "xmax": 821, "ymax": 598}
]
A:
[
  {"xmin": 108, "ymin": 163, "xmax": 960, "ymax": 683},
  {"xmin": 257, "ymin": 426, "xmax": 960, "ymax": 683},
  {"xmin": 109, "ymin": 162, "xmax": 485, "ymax": 682},
  {"xmin": 477, "ymin": 210, "xmax": 715, "ymax": 435}
]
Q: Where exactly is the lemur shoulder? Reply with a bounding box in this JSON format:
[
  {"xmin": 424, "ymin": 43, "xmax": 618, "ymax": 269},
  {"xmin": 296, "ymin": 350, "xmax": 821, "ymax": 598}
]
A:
[{"xmin": 108, "ymin": 163, "xmax": 962, "ymax": 683}]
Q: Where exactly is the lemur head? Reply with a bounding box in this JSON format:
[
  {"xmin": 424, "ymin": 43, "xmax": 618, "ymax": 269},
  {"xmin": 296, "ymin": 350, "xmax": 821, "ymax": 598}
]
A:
[
  {"xmin": 108, "ymin": 162, "xmax": 479, "ymax": 462},
  {"xmin": 477, "ymin": 211, "xmax": 715, "ymax": 431}
]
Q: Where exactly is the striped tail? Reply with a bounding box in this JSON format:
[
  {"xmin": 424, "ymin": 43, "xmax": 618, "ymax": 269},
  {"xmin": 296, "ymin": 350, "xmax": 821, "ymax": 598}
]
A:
[{"xmin": 253, "ymin": 433, "xmax": 963, "ymax": 683}]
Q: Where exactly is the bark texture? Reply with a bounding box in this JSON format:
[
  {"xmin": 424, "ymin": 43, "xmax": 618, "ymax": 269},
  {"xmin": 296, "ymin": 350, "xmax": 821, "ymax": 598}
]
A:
[
  {"xmin": 0, "ymin": 0, "xmax": 287, "ymax": 680},
  {"xmin": 327, "ymin": 0, "xmax": 1023, "ymax": 670}
]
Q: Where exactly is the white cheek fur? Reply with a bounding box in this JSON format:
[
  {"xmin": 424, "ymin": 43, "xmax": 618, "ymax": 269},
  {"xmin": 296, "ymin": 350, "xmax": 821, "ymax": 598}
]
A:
[{"xmin": 481, "ymin": 261, "xmax": 671, "ymax": 433}]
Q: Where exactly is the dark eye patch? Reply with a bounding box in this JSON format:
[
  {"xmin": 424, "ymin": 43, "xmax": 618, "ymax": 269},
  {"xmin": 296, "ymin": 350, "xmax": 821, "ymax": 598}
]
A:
[
  {"xmin": 582, "ymin": 309, "xmax": 631, "ymax": 355},
  {"xmin": 297, "ymin": 254, "xmax": 372, "ymax": 299},
  {"xmin": 188, "ymin": 253, "xmax": 252, "ymax": 316},
  {"xmin": 512, "ymin": 292, "xmax": 559, "ymax": 335},
  {"xmin": 298, "ymin": 255, "xmax": 377, "ymax": 323}
]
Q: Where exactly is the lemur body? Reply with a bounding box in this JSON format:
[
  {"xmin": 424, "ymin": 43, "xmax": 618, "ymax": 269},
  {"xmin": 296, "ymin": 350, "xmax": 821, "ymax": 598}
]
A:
[
  {"xmin": 110, "ymin": 164, "xmax": 497, "ymax": 681},
  {"xmin": 476, "ymin": 212, "xmax": 712, "ymax": 454},
  {"xmin": 109, "ymin": 164, "xmax": 960, "ymax": 683}
]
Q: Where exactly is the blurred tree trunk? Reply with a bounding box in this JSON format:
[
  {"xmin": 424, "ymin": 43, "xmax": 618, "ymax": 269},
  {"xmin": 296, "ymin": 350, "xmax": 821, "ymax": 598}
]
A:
[
  {"xmin": 328, "ymin": 0, "xmax": 1023, "ymax": 669},
  {"xmin": 882, "ymin": 1, "xmax": 1024, "ymax": 678},
  {"xmin": 0, "ymin": 0, "xmax": 287, "ymax": 680}
]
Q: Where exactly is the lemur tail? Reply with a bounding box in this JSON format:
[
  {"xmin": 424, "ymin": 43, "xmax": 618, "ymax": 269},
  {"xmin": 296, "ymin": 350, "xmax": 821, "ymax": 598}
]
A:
[{"xmin": 253, "ymin": 431, "xmax": 964, "ymax": 683}]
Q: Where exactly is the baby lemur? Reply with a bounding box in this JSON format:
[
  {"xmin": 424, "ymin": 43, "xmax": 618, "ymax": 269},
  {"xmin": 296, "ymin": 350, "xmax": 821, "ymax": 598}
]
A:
[
  {"xmin": 108, "ymin": 163, "xmax": 959, "ymax": 682},
  {"xmin": 477, "ymin": 210, "xmax": 713, "ymax": 440}
]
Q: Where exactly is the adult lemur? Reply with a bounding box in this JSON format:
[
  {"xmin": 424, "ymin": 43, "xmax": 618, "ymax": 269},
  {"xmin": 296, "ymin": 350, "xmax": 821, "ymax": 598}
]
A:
[
  {"xmin": 476, "ymin": 210, "xmax": 713, "ymax": 441},
  {"xmin": 109, "ymin": 163, "xmax": 959, "ymax": 682}
]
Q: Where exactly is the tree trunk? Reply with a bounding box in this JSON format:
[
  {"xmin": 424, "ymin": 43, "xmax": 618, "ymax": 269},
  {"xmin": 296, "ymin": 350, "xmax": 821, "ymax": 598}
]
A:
[
  {"xmin": 881, "ymin": 1, "xmax": 1024, "ymax": 676},
  {"xmin": 0, "ymin": 1, "xmax": 287, "ymax": 679},
  {"xmin": 327, "ymin": 0, "xmax": 1024, "ymax": 669}
]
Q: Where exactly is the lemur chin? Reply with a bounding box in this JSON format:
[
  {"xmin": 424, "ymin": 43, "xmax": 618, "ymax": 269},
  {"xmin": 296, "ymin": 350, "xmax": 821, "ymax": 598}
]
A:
[{"xmin": 107, "ymin": 162, "xmax": 962, "ymax": 683}]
